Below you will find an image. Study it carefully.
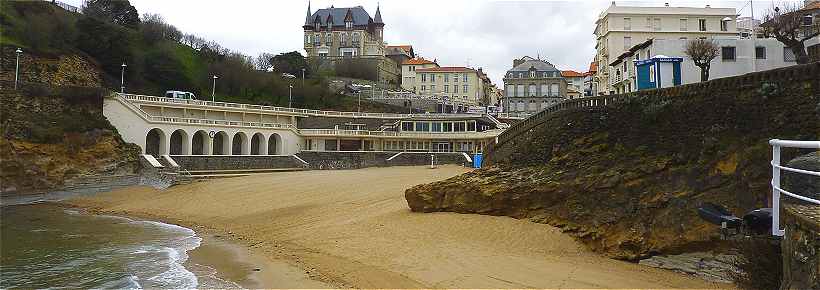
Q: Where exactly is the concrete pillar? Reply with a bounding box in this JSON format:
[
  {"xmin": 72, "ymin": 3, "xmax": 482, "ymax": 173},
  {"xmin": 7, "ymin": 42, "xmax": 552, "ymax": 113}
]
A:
[
  {"xmin": 258, "ymin": 134, "xmax": 268, "ymax": 155},
  {"xmin": 241, "ymin": 134, "xmax": 251, "ymax": 155}
]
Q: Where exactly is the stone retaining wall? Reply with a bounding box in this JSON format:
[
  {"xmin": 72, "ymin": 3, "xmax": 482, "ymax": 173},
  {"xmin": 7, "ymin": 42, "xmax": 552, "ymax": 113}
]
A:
[
  {"xmin": 781, "ymin": 203, "xmax": 820, "ymax": 289},
  {"xmin": 171, "ymin": 155, "xmax": 306, "ymax": 171},
  {"xmin": 295, "ymin": 151, "xmax": 471, "ymax": 170}
]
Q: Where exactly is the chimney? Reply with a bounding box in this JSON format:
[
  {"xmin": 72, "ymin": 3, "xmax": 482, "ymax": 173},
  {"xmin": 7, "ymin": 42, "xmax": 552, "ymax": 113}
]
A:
[
  {"xmin": 705, "ymin": 4, "xmax": 711, "ymax": 8},
  {"xmin": 513, "ymin": 58, "xmax": 525, "ymax": 67},
  {"xmin": 664, "ymin": 3, "xmax": 669, "ymax": 7}
]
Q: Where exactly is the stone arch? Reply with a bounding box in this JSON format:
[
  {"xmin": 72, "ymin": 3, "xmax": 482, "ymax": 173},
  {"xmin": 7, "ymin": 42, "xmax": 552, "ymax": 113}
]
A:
[
  {"xmin": 192, "ymin": 130, "xmax": 211, "ymax": 155},
  {"xmin": 251, "ymin": 133, "xmax": 267, "ymax": 155},
  {"xmin": 145, "ymin": 128, "xmax": 166, "ymax": 156},
  {"xmin": 232, "ymin": 132, "xmax": 249, "ymax": 155},
  {"xmin": 169, "ymin": 129, "xmax": 190, "ymax": 155},
  {"xmin": 268, "ymin": 133, "xmax": 282, "ymax": 155},
  {"xmin": 212, "ymin": 131, "xmax": 229, "ymax": 155}
]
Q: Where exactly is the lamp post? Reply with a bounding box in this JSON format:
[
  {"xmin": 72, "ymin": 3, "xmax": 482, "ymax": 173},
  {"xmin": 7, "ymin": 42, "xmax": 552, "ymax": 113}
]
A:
[
  {"xmin": 120, "ymin": 62, "xmax": 127, "ymax": 93},
  {"xmin": 14, "ymin": 48, "xmax": 22, "ymax": 90},
  {"xmin": 301, "ymin": 68, "xmax": 305, "ymax": 87},
  {"xmin": 288, "ymin": 85, "xmax": 293, "ymax": 108},
  {"xmin": 360, "ymin": 85, "xmax": 371, "ymax": 113},
  {"xmin": 211, "ymin": 75, "xmax": 218, "ymax": 102}
]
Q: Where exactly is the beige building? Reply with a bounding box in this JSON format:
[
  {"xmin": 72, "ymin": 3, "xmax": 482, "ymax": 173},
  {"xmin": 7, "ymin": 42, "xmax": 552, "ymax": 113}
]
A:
[
  {"xmin": 415, "ymin": 67, "xmax": 485, "ymax": 107},
  {"xmin": 593, "ymin": 3, "xmax": 738, "ymax": 94},
  {"xmin": 502, "ymin": 56, "xmax": 567, "ymax": 113},
  {"xmin": 400, "ymin": 57, "xmax": 439, "ymax": 92},
  {"xmin": 302, "ymin": 4, "xmax": 399, "ymax": 88}
]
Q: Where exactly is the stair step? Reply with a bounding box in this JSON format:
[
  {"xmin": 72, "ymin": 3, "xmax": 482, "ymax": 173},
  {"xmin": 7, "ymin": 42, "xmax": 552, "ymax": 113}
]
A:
[{"xmin": 186, "ymin": 168, "xmax": 307, "ymax": 175}]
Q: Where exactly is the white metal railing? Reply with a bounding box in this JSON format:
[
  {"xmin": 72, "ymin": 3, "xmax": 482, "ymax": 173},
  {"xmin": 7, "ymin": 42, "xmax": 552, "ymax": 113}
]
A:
[
  {"xmin": 119, "ymin": 93, "xmax": 491, "ymax": 120},
  {"xmin": 769, "ymin": 139, "xmax": 820, "ymax": 236},
  {"xmin": 298, "ymin": 129, "xmax": 504, "ymax": 139}
]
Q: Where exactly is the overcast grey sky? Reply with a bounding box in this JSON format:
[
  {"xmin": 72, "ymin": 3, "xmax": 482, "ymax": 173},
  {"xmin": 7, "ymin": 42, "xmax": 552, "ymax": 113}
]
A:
[{"xmin": 63, "ymin": 0, "xmax": 786, "ymax": 85}]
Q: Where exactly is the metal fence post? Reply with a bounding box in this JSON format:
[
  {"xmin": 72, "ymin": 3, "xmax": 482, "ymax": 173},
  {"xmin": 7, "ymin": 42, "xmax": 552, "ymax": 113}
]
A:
[{"xmin": 771, "ymin": 141, "xmax": 784, "ymax": 236}]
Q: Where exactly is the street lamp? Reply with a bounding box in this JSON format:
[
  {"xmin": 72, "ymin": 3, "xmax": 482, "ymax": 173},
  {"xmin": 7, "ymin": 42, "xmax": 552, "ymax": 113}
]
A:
[
  {"xmin": 211, "ymin": 75, "xmax": 218, "ymax": 102},
  {"xmin": 360, "ymin": 85, "xmax": 371, "ymax": 113},
  {"xmin": 14, "ymin": 48, "xmax": 22, "ymax": 90},
  {"xmin": 120, "ymin": 62, "xmax": 127, "ymax": 93},
  {"xmin": 289, "ymin": 85, "xmax": 293, "ymax": 108},
  {"xmin": 301, "ymin": 68, "xmax": 305, "ymax": 87}
]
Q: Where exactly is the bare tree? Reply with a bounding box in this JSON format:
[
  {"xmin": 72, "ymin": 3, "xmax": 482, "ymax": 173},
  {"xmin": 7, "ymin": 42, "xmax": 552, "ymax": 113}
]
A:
[
  {"xmin": 684, "ymin": 39, "xmax": 721, "ymax": 82},
  {"xmin": 255, "ymin": 52, "xmax": 275, "ymax": 71},
  {"xmin": 761, "ymin": 2, "xmax": 819, "ymax": 64}
]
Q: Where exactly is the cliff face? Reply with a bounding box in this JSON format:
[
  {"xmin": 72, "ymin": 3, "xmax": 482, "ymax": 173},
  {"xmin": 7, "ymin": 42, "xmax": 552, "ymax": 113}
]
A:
[
  {"xmin": 0, "ymin": 90, "xmax": 139, "ymax": 194},
  {"xmin": 406, "ymin": 63, "xmax": 820, "ymax": 260}
]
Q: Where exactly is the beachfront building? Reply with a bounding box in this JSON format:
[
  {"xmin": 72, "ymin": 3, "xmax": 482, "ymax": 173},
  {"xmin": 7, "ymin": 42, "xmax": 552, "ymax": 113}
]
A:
[
  {"xmin": 414, "ymin": 67, "xmax": 486, "ymax": 107},
  {"xmin": 609, "ymin": 37, "xmax": 796, "ymax": 94},
  {"xmin": 400, "ymin": 57, "xmax": 439, "ymax": 92},
  {"xmin": 593, "ymin": 2, "xmax": 738, "ymax": 94},
  {"xmin": 502, "ymin": 56, "xmax": 567, "ymax": 114},
  {"xmin": 302, "ymin": 4, "xmax": 399, "ymax": 88}
]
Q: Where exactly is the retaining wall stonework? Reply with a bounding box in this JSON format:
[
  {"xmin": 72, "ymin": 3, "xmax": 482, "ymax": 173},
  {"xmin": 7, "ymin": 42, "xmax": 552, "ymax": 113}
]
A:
[
  {"xmin": 171, "ymin": 155, "xmax": 306, "ymax": 171},
  {"xmin": 295, "ymin": 151, "xmax": 471, "ymax": 170},
  {"xmin": 781, "ymin": 203, "xmax": 820, "ymax": 290}
]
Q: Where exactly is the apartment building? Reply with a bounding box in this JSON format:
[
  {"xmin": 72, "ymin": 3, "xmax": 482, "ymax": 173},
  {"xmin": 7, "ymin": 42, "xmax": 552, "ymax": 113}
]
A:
[
  {"xmin": 502, "ymin": 56, "xmax": 567, "ymax": 113},
  {"xmin": 609, "ymin": 38, "xmax": 795, "ymax": 94},
  {"xmin": 593, "ymin": 2, "xmax": 738, "ymax": 94},
  {"xmin": 414, "ymin": 67, "xmax": 486, "ymax": 106},
  {"xmin": 400, "ymin": 57, "xmax": 439, "ymax": 92}
]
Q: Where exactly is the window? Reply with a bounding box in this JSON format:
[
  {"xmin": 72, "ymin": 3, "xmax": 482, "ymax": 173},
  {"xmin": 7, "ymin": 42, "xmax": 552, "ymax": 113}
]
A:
[
  {"xmin": 529, "ymin": 71, "xmax": 535, "ymax": 78},
  {"xmin": 314, "ymin": 33, "xmax": 321, "ymax": 45},
  {"xmin": 432, "ymin": 122, "xmax": 442, "ymax": 132},
  {"xmin": 454, "ymin": 85, "xmax": 458, "ymax": 94},
  {"xmin": 463, "ymin": 74, "xmax": 468, "ymax": 82},
  {"xmin": 421, "ymin": 85, "xmax": 426, "ymax": 91},
  {"xmin": 528, "ymin": 84, "xmax": 536, "ymax": 96},
  {"xmin": 325, "ymin": 140, "xmax": 338, "ymax": 151},
  {"xmin": 402, "ymin": 122, "xmax": 414, "ymax": 131},
  {"xmin": 454, "ymin": 73, "xmax": 459, "ymax": 82},
  {"xmin": 467, "ymin": 121, "xmax": 476, "ymax": 131},
  {"xmin": 784, "ymin": 47, "xmax": 796, "ymax": 62},
  {"xmin": 506, "ymin": 85, "xmax": 514, "ymax": 96},
  {"xmin": 720, "ymin": 19, "xmax": 728, "ymax": 31},
  {"xmin": 680, "ymin": 19, "xmax": 688, "ymax": 31},
  {"xmin": 341, "ymin": 33, "xmax": 348, "ymax": 45},
  {"xmin": 444, "ymin": 85, "xmax": 449, "ymax": 93},
  {"xmin": 653, "ymin": 18, "xmax": 661, "ymax": 30},
  {"xmin": 421, "ymin": 74, "xmax": 426, "ymax": 82},
  {"xmin": 645, "ymin": 17, "xmax": 652, "ymax": 28},
  {"xmin": 463, "ymin": 85, "xmax": 468, "ymax": 93},
  {"xmin": 516, "ymin": 100, "xmax": 525, "ymax": 111},
  {"xmin": 624, "ymin": 17, "xmax": 631, "ymax": 30},
  {"xmin": 550, "ymin": 84, "xmax": 559, "ymax": 96},
  {"xmin": 699, "ymin": 19, "xmax": 706, "ymax": 31},
  {"xmin": 722, "ymin": 46, "xmax": 736, "ymax": 61},
  {"xmin": 443, "ymin": 122, "xmax": 452, "ymax": 132},
  {"xmin": 516, "ymin": 85, "xmax": 524, "ymax": 97},
  {"xmin": 541, "ymin": 84, "xmax": 548, "ymax": 96},
  {"xmin": 415, "ymin": 122, "xmax": 429, "ymax": 131},
  {"xmin": 444, "ymin": 74, "xmax": 449, "ymax": 82},
  {"xmin": 326, "ymin": 33, "xmax": 332, "ymax": 46},
  {"xmin": 454, "ymin": 122, "xmax": 466, "ymax": 132},
  {"xmin": 755, "ymin": 46, "xmax": 767, "ymax": 59},
  {"xmin": 352, "ymin": 32, "xmax": 360, "ymax": 43},
  {"xmin": 624, "ymin": 36, "xmax": 632, "ymax": 49},
  {"xmin": 649, "ymin": 64, "xmax": 655, "ymax": 82},
  {"xmin": 345, "ymin": 21, "xmax": 352, "ymax": 29},
  {"xmin": 305, "ymin": 34, "xmax": 310, "ymax": 44},
  {"xmin": 431, "ymin": 74, "xmax": 436, "ymax": 82},
  {"xmin": 431, "ymin": 85, "xmax": 436, "ymax": 92}
]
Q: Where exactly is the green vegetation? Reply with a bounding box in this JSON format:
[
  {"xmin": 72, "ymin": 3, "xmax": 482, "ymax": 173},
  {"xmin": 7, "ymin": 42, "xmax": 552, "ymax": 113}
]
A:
[{"xmin": 0, "ymin": 1, "xmax": 403, "ymax": 112}]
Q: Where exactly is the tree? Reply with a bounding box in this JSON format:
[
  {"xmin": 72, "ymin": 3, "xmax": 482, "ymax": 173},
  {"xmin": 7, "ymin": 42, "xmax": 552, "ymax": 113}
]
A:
[
  {"xmin": 140, "ymin": 13, "xmax": 181, "ymax": 43},
  {"xmin": 75, "ymin": 17, "xmax": 134, "ymax": 75},
  {"xmin": 761, "ymin": 2, "xmax": 819, "ymax": 64},
  {"xmin": 684, "ymin": 39, "xmax": 720, "ymax": 82},
  {"xmin": 271, "ymin": 51, "xmax": 309, "ymax": 76},
  {"xmin": 255, "ymin": 52, "xmax": 275, "ymax": 71},
  {"xmin": 83, "ymin": 0, "xmax": 140, "ymax": 29}
]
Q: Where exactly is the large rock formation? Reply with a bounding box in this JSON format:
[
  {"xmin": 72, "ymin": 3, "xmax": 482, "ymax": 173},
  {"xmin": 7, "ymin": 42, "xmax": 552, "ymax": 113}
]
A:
[{"xmin": 406, "ymin": 63, "xmax": 820, "ymax": 260}]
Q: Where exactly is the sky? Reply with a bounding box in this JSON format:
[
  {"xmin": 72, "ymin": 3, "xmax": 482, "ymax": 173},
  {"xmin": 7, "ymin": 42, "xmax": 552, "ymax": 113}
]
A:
[{"xmin": 61, "ymin": 0, "xmax": 787, "ymax": 85}]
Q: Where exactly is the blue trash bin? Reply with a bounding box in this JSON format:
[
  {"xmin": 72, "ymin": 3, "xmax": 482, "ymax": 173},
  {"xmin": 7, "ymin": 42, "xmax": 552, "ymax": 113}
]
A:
[{"xmin": 473, "ymin": 154, "xmax": 483, "ymax": 168}]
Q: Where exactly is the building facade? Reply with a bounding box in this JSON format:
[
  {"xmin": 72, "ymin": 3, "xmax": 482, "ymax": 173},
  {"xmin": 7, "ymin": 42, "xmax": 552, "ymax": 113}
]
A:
[
  {"xmin": 302, "ymin": 4, "xmax": 399, "ymax": 88},
  {"xmin": 400, "ymin": 57, "xmax": 439, "ymax": 92},
  {"xmin": 414, "ymin": 67, "xmax": 486, "ymax": 106},
  {"xmin": 385, "ymin": 45, "xmax": 414, "ymax": 67},
  {"xmin": 593, "ymin": 3, "xmax": 738, "ymax": 94},
  {"xmin": 609, "ymin": 38, "xmax": 796, "ymax": 94},
  {"xmin": 502, "ymin": 56, "xmax": 567, "ymax": 113}
]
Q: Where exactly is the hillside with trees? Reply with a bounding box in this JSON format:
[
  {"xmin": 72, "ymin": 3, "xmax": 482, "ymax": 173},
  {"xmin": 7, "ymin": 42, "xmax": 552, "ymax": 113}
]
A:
[{"xmin": 0, "ymin": 0, "xmax": 404, "ymax": 112}]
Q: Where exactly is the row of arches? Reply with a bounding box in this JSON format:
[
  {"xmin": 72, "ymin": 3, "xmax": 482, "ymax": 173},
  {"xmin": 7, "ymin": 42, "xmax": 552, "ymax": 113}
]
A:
[{"xmin": 145, "ymin": 128, "xmax": 282, "ymax": 156}]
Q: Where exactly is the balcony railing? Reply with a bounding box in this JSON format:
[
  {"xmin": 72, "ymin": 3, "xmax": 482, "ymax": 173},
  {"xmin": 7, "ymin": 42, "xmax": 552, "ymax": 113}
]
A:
[
  {"xmin": 769, "ymin": 139, "xmax": 820, "ymax": 237},
  {"xmin": 298, "ymin": 129, "xmax": 504, "ymax": 139}
]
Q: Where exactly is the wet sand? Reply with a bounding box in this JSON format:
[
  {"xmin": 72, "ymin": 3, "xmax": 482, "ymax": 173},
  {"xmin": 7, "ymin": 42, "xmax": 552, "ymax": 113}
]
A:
[{"xmin": 67, "ymin": 165, "xmax": 726, "ymax": 288}]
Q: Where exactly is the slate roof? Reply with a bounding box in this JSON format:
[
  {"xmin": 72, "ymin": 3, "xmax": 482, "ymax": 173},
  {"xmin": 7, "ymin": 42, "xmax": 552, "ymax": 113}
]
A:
[
  {"xmin": 507, "ymin": 57, "xmax": 560, "ymax": 73},
  {"xmin": 309, "ymin": 6, "xmax": 374, "ymax": 27}
]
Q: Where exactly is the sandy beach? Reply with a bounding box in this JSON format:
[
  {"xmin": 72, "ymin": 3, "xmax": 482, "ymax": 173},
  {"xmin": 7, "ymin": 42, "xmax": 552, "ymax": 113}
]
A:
[{"xmin": 67, "ymin": 165, "xmax": 725, "ymax": 288}]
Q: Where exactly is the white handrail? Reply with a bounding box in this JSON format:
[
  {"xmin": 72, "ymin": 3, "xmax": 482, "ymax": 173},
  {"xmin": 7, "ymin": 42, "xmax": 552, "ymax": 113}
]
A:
[{"xmin": 769, "ymin": 139, "xmax": 820, "ymax": 237}]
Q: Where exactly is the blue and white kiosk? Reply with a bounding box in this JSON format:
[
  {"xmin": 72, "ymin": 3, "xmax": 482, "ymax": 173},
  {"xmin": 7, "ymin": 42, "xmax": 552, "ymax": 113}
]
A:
[{"xmin": 635, "ymin": 55, "xmax": 683, "ymax": 90}]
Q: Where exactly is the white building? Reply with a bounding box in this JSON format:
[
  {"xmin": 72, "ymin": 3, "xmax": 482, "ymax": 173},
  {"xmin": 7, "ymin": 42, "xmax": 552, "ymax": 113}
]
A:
[
  {"xmin": 609, "ymin": 37, "xmax": 797, "ymax": 94},
  {"xmin": 593, "ymin": 2, "xmax": 739, "ymax": 94}
]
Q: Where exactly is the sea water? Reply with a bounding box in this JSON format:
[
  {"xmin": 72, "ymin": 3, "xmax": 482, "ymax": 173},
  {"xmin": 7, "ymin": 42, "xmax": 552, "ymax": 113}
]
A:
[{"xmin": 0, "ymin": 203, "xmax": 240, "ymax": 289}]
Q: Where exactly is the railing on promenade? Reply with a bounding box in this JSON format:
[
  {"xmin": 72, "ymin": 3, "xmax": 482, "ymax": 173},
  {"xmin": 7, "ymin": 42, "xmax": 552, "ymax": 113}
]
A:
[
  {"xmin": 118, "ymin": 93, "xmax": 489, "ymax": 120},
  {"xmin": 298, "ymin": 129, "xmax": 504, "ymax": 139},
  {"xmin": 769, "ymin": 139, "xmax": 820, "ymax": 237}
]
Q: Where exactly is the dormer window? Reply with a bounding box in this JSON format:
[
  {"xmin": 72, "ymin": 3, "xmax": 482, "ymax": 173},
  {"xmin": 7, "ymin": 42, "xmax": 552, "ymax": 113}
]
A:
[
  {"xmin": 327, "ymin": 22, "xmax": 332, "ymax": 30},
  {"xmin": 314, "ymin": 22, "xmax": 320, "ymax": 31},
  {"xmin": 345, "ymin": 21, "xmax": 352, "ymax": 29},
  {"xmin": 529, "ymin": 71, "xmax": 535, "ymax": 78}
]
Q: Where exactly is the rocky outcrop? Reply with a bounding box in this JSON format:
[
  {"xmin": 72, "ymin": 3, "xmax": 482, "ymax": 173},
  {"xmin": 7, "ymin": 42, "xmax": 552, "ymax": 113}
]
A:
[
  {"xmin": 406, "ymin": 63, "xmax": 820, "ymax": 260},
  {"xmin": 0, "ymin": 46, "xmax": 102, "ymax": 88}
]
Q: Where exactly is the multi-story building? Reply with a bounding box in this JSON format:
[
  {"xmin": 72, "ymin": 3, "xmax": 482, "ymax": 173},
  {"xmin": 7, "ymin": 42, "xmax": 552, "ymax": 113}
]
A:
[
  {"xmin": 302, "ymin": 4, "xmax": 399, "ymax": 88},
  {"xmin": 609, "ymin": 37, "xmax": 796, "ymax": 94},
  {"xmin": 593, "ymin": 3, "xmax": 738, "ymax": 94},
  {"xmin": 386, "ymin": 45, "xmax": 414, "ymax": 66},
  {"xmin": 414, "ymin": 67, "xmax": 486, "ymax": 107},
  {"xmin": 583, "ymin": 62, "xmax": 598, "ymax": 96},
  {"xmin": 502, "ymin": 56, "xmax": 567, "ymax": 113},
  {"xmin": 476, "ymin": 68, "xmax": 496, "ymax": 106},
  {"xmin": 400, "ymin": 57, "xmax": 438, "ymax": 92}
]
